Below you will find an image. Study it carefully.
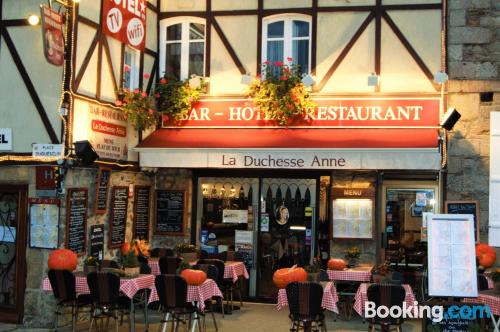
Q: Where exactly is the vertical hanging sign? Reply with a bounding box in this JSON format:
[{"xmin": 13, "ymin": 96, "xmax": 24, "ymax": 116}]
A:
[
  {"xmin": 40, "ymin": 5, "xmax": 64, "ymax": 66},
  {"xmin": 102, "ymin": 0, "xmax": 147, "ymax": 51}
]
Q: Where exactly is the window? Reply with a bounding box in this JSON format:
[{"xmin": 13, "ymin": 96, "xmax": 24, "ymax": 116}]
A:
[
  {"xmin": 123, "ymin": 46, "xmax": 140, "ymax": 90},
  {"xmin": 160, "ymin": 18, "xmax": 205, "ymax": 80},
  {"xmin": 263, "ymin": 16, "xmax": 311, "ymax": 74}
]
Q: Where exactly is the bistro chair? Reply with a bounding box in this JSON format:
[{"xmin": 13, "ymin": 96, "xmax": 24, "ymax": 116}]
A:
[
  {"xmin": 317, "ymin": 270, "xmax": 329, "ymax": 282},
  {"xmin": 286, "ymin": 281, "xmax": 327, "ymax": 332},
  {"xmin": 193, "ymin": 264, "xmax": 220, "ymax": 331},
  {"xmin": 478, "ymin": 274, "xmax": 489, "ymax": 291},
  {"xmin": 159, "ymin": 256, "xmax": 182, "ymax": 275},
  {"xmin": 218, "ymin": 250, "xmax": 244, "ymax": 262},
  {"xmin": 155, "ymin": 274, "xmax": 203, "ymax": 332},
  {"xmin": 86, "ymin": 272, "xmax": 130, "ymax": 332},
  {"xmin": 48, "ymin": 269, "xmax": 93, "ymax": 332},
  {"xmin": 197, "ymin": 259, "xmax": 230, "ymax": 315},
  {"xmin": 100, "ymin": 260, "xmax": 121, "ymax": 269},
  {"xmin": 336, "ymin": 281, "xmax": 358, "ymax": 321},
  {"xmin": 150, "ymin": 248, "xmax": 175, "ymax": 258},
  {"xmin": 390, "ymin": 271, "xmax": 405, "ymax": 285},
  {"xmin": 366, "ymin": 283, "xmax": 406, "ymax": 332}
]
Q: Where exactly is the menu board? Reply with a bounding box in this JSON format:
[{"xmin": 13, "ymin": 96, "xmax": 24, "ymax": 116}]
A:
[
  {"xmin": 155, "ymin": 190, "xmax": 185, "ymax": 235},
  {"xmin": 89, "ymin": 224, "xmax": 104, "ymax": 259},
  {"xmin": 427, "ymin": 214, "xmax": 478, "ymax": 298},
  {"xmin": 422, "ymin": 301, "xmax": 485, "ymax": 332},
  {"xmin": 29, "ymin": 198, "xmax": 60, "ymax": 249},
  {"xmin": 65, "ymin": 188, "xmax": 88, "ymax": 255},
  {"xmin": 332, "ymin": 199, "xmax": 373, "ymax": 239},
  {"xmin": 95, "ymin": 168, "xmax": 111, "ymax": 214},
  {"xmin": 445, "ymin": 200, "xmax": 479, "ymax": 242},
  {"xmin": 109, "ymin": 186, "xmax": 129, "ymax": 248},
  {"xmin": 133, "ymin": 186, "xmax": 151, "ymax": 240}
]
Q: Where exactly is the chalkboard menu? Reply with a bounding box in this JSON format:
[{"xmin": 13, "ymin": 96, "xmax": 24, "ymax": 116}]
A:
[
  {"xmin": 89, "ymin": 224, "xmax": 104, "ymax": 259},
  {"xmin": 109, "ymin": 186, "xmax": 129, "ymax": 248},
  {"xmin": 95, "ymin": 168, "xmax": 111, "ymax": 214},
  {"xmin": 445, "ymin": 200, "xmax": 480, "ymax": 241},
  {"xmin": 133, "ymin": 186, "xmax": 151, "ymax": 240},
  {"xmin": 155, "ymin": 190, "xmax": 185, "ymax": 235},
  {"xmin": 65, "ymin": 188, "xmax": 88, "ymax": 255},
  {"xmin": 422, "ymin": 301, "xmax": 485, "ymax": 332}
]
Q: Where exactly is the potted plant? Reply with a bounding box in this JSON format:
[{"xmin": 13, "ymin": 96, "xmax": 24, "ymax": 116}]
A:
[
  {"xmin": 305, "ymin": 257, "xmax": 322, "ymax": 282},
  {"xmin": 154, "ymin": 76, "xmax": 205, "ymax": 123},
  {"xmin": 116, "ymin": 87, "xmax": 159, "ymax": 131},
  {"xmin": 491, "ymin": 268, "xmax": 500, "ymax": 293},
  {"xmin": 345, "ymin": 247, "xmax": 361, "ymax": 267},
  {"xmin": 121, "ymin": 247, "xmax": 140, "ymax": 277},
  {"xmin": 175, "ymin": 243, "xmax": 198, "ymax": 262},
  {"xmin": 248, "ymin": 58, "xmax": 316, "ymax": 126},
  {"xmin": 83, "ymin": 256, "xmax": 99, "ymax": 275}
]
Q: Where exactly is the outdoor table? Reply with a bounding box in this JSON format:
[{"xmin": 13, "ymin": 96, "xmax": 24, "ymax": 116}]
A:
[
  {"xmin": 463, "ymin": 290, "xmax": 500, "ymax": 316},
  {"xmin": 43, "ymin": 273, "xmax": 154, "ymax": 332},
  {"xmin": 352, "ymin": 283, "xmax": 416, "ymax": 317},
  {"xmin": 327, "ymin": 264, "xmax": 373, "ymax": 282},
  {"xmin": 276, "ymin": 281, "xmax": 339, "ymax": 313},
  {"xmin": 148, "ymin": 278, "xmax": 223, "ymax": 312}
]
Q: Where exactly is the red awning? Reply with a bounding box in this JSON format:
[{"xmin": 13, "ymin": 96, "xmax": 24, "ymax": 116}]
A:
[{"xmin": 136, "ymin": 128, "xmax": 439, "ymax": 149}]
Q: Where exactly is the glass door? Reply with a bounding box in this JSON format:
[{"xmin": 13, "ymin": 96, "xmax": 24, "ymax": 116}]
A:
[{"xmin": 257, "ymin": 178, "xmax": 317, "ymax": 299}]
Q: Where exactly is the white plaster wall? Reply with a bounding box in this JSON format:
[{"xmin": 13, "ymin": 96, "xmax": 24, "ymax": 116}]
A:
[
  {"xmin": 319, "ymin": 0, "xmax": 375, "ymax": 6},
  {"xmin": 212, "ymin": 0, "xmax": 258, "ymax": 11},
  {"xmin": 146, "ymin": 7, "xmax": 158, "ymax": 51},
  {"xmin": 264, "ymin": 0, "xmax": 312, "ymax": 9},
  {"xmin": 161, "ymin": 0, "xmax": 207, "ymax": 12},
  {"xmin": 78, "ymin": 0, "xmax": 101, "ymax": 22}
]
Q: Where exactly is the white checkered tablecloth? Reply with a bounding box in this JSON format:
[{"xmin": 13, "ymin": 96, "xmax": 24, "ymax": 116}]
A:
[
  {"xmin": 276, "ymin": 282, "xmax": 339, "ymax": 314},
  {"xmin": 148, "ymin": 278, "xmax": 223, "ymax": 312},
  {"xmin": 327, "ymin": 269, "xmax": 372, "ymax": 282},
  {"xmin": 42, "ymin": 274, "xmax": 155, "ymax": 299},
  {"xmin": 463, "ymin": 292, "xmax": 500, "ymax": 316},
  {"xmin": 149, "ymin": 260, "xmax": 249, "ymax": 283},
  {"xmin": 353, "ymin": 283, "xmax": 416, "ymax": 317}
]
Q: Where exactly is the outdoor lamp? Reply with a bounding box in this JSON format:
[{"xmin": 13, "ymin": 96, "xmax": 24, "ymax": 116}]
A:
[
  {"xmin": 27, "ymin": 14, "xmax": 40, "ymax": 26},
  {"xmin": 301, "ymin": 74, "xmax": 315, "ymax": 87},
  {"xmin": 434, "ymin": 71, "xmax": 448, "ymax": 84},
  {"xmin": 440, "ymin": 107, "xmax": 461, "ymax": 131}
]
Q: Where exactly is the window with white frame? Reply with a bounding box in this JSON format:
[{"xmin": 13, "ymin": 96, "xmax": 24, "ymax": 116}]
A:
[
  {"xmin": 123, "ymin": 46, "xmax": 140, "ymax": 90},
  {"xmin": 160, "ymin": 18, "xmax": 205, "ymax": 80},
  {"xmin": 262, "ymin": 15, "xmax": 311, "ymax": 74}
]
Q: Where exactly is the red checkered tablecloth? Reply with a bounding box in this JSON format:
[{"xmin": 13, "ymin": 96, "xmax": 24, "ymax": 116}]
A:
[
  {"xmin": 149, "ymin": 260, "xmax": 249, "ymax": 283},
  {"xmin": 353, "ymin": 283, "xmax": 416, "ymax": 317},
  {"xmin": 42, "ymin": 274, "xmax": 155, "ymax": 299},
  {"xmin": 486, "ymin": 276, "xmax": 494, "ymax": 289},
  {"xmin": 276, "ymin": 282, "xmax": 339, "ymax": 313},
  {"xmin": 327, "ymin": 269, "xmax": 372, "ymax": 282},
  {"xmin": 148, "ymin": 278, "xmax": 223, "ymax": 312},
  {"xmin": 463, "ymin": 292, "xmax": 500, "ymax": 316}
]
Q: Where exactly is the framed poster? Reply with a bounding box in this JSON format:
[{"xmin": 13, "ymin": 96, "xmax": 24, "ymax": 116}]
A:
[
  {"xmin": 427, "ymin": 214, "xmax": 478, "ymax": 298},
  {"xmin": 445, "ymin": 200, "xmax": 480, "ymax": 242},
  {"xmin": 155, "ymin": 190, "xmax": 186, "ymax": 235},
  {"xmin": 133, "ymin": 186, "xmax": 151, "ymax": 240},
  {"xmin": 65, "ymin": 188, "xmax": 88, "ymax": 255},
  {"xmin": 29, "ymin": 198, "xmax": 60, "ymax": 249},
  {"xmin": 94, "ymin": 167, "xmax": 111, "ymax": 214},
  {"xmin": 108, "ymin": 186, "xmax": 129, "ymax": 248}
]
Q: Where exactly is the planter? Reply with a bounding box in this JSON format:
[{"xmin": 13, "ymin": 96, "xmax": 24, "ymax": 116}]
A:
[
  {"xmin": 84, "ymin": 265, "xmax": 98, "ymax": 275},
  {"xmin": 179, "ymin": 252, "xmax": 198, "ymax": 262},
  {"xmin": 123, "ymin": 267, "xmax": 140, "ymax": 277},
  {"xmin": 346, "ymin": 258, "xmax": 359, "ymax": 268}
]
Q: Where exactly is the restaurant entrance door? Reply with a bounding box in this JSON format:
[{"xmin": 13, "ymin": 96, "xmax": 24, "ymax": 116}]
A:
[
  {"xmin": 0, "ymin": 185, "xmax": 28, "ymax": 323},
  {"xmin": 257, "ymin": 178, "xmax": 317, "ymax": 299}
]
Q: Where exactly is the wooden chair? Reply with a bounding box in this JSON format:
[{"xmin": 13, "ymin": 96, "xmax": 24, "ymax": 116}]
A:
[
  {"xmin": 366, "ymin": 284, "xmax": 406, "ymax": 332},
  {"xmin": 159, "ymin": 256, "xmax": 182, "ymax": 275},
  {"xmin": 286, "ymin": 281, "xmax": 327, "ymax": 332}
]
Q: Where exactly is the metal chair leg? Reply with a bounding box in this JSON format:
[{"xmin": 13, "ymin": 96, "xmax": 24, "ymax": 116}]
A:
[
  {"xmin": 72, "ymin": 305, "xmax": 77, "ymax": 332},
  {"xmin": 211, "ymin": 311, "xmax": 217, "ymax": 331}
]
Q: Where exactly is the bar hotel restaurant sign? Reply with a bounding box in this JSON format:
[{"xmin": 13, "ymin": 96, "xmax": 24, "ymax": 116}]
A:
[{"xmin": 135, "ymin": 97, "xmax": 443, "ymax": 171}]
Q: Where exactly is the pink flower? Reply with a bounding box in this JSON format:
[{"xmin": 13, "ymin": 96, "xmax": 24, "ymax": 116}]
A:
[
  {"xmin": 264, "ymin": 60, "xmax": 270, "ymax": 65},
  {"xmin": 115, "ymin": 100, "xmax": 123, "ymax": 106},
  {"xmin": 160, "ymin": 78, "xmax": 167, "ymax": 85},
  {"xmin": 133, "ymin": 88, "xmax": 140, "ymax": 94},
  {"xmin": 162, "ymin": 114, "xmax": 169, "ymax": 122},
  {"xmin": 274, "ymin": 61, "xmax": 284, "ymax": 67},
  {"xmin": 154, "ymin": 93, "xmax": 160, "ymax": 99},
  {"xmin": 143, "ymin": 73, "xmax": 151, "ymax": 79},
  {"xmin": 148, "ymin": 109, "xmax": 155, "ymax": 115},
  {"xmin": 287, "ymin": 57, "xmax": 293, "ymax": 62},
  {"xmin": 141, "ymin": 92, "xmax": 148, "ymax": 97},
  {"xmin": 280, "ymin": 75, "xmax": 288, "ymax": 81},
  {"xmin": 124, "ymin": 65, "xmax": 131, "ymax": 73}
]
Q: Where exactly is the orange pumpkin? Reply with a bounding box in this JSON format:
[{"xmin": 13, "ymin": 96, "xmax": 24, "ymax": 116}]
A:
[
  {"xmin": 181, "ymin": 269, "xmax": 207, "ymax": 286},
  {"xmin": 272, "ymin": 266, "xmax": 308, "ymax": 289},
  {"xmin": 476, "ymin": 243, "xmax": 497, "ymax": 268},
  {"xmin": 328, "ymin": 258, "xmax": 347, "ymax": 271},
  {"xmin": 48, "ymin": 249, "xmax": 78, "ymax": 271}
]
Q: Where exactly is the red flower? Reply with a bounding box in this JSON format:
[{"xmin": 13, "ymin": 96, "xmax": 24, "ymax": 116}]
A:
[
  {"xmin": 143, "ymin": 73, "xmax": 151, "ymax": 79},
  {"xmin": 133, "ymin": 88, "xmax": 140, "ymax": 94},
  {"xmin": 160, "ymin": 78, "xmax": 167, "ymax": 85},
  {"xmin": 148, "ymin": 109, "xmax": 155, "ymax": 115},
  {"xmin": 141, "ymin": 92, "xmax": 148, "ymax": 97},
  {"xmin": 280, "ymin": 75, "xmax": 288, "ymax": 81},
  {"xmin": 162, "ymin": 114, "xmax": 169, "ymax": 122},
  {"xmin": 287, "ymin": 57, "xmax": 293, "ymax": 62},
  {"xmin": 264, "ymin": 60, "xmax": 270, "ymax": 65},
  {"xmin": 154, "ymin": 93, "xmax": 160, "ymax": 99},
  {"xmin": 123, "ymin": 65, "xmax": 131, "ymax": 73},
  {"xmin": 287, "ymin": 103, "xmax": 294, "ymax": 110},
  {"xmin": 274, "ymin": 61, "xmax": 284, "ymax": 67},
  {"xmin": 284, "ymin": 67, "xmax": 290, "ymax": 73},
  {"xmin": 115, "ymin": 100, "xmax": 123, "ymax": 107}
]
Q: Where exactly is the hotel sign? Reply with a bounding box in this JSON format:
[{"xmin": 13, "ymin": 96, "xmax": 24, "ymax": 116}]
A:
[
  {"xmin": 163, "ymin": 97, "xmax": 440, "ymax": 128},
  {"xmin": 102, "ymin": 0, "xmax": 147, "ymax": 51}
]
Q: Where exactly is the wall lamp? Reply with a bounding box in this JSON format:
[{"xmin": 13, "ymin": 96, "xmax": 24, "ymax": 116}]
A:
[
  {"xmin": 27, "ymin": 14, "xmax": 40, "ymax": 26},
  {"xmin": 434, "ymin": 71, "xmax": 448, "ymax": 84},
  {"xmin": 440, "ymin": 107, "xmax": 461, "ymax": 131},
  {"xmin": 301, "ymin": 74, "xmax": 315, "ymax": 88}
]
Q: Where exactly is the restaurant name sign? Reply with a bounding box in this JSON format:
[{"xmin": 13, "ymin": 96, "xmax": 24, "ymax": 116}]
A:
[
  {"xmin": 162, "ymin": 97, "xmax": 440, "ymax": 128},
  {"xmin": 41, "ymin": 5, "xmax": 64, "ymax": 66},
  {"xmin": 102, "ymin": 0, "xmax": 147, "ymax": 51}
]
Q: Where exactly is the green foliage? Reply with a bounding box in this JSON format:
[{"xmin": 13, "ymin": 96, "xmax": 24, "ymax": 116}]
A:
[
  {"xmin": 83, "ymin": 256, "xmax": 98, "ymax": 266},
  {"xmin": 248, "ymin": 59, "xmax": 316, "ymax": 126},
  {"xmin": 491, "ymin": 267, "xmax": 500, "ymax": 282},
  {"xmin": 177, "ymin": 261, "xmax": 191, "ymax": 274},
  {"xmin": 122, "ymin": 249, "xmax": 139, "ymax": 268},
  {"xmin": 154, "ymin": 76, "xmax": 204, "ymax": 122},
  {"xmin": 116, "ymin": 88, "xmax": 158, "ymax": 131},
  {"xmin": 175, "ymin": 243, "xmax": 197, "ymax": 254},
  {"xmin": 345, "ymin": 246, "xmax": 361, "ymax": 260}
]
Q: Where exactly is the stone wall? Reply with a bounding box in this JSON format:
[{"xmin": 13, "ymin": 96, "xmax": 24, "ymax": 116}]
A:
[{"xmin": 448, "ymin": 0, "xmax": 500, "ymax": 79}]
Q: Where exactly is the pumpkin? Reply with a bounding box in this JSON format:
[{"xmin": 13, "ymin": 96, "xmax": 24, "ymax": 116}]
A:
[
  {"xmin": 476, "ymin": 243, "xmax": 497, "ymax": 268},
  {"xmin": 181, "ymin": 269, "xmax": 207, "ymax": 286},
  {"xmin": 48, "ymin": 249, "xmax": 78, "ymax": 271},
  {"xmin": 272, "ymin": 266, "xmax": 308, "ymax": 289},
  {"xmin": 328, "ymin": 258, "xmax": 347, "ymax": 271}
]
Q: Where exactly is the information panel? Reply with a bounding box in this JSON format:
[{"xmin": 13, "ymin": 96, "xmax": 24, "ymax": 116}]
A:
[
  {"xmin": 109, "ymin": 186, "xmax": 129, "ymax": 248},
  {"xmin": 29, "ymin": 198, "xmax": 59, "ymax": 249},
  {"xmin": 95, "ymin": 168, "xmax": 111, "ymax": 214},
  {"xmin": 89, "ymin": 224, "xmax": 104, "ymax": 260},
  {"xmin": 427, "ymin": 214, "xmax": 478, "ymax": 298},
  {"xmin": 133, "ymin": 186, "xmax": 151, "ymax": 240},
  {"xmin": 65, "ymin": 188, "xmax": 88, "ymax": 255},
  {"xmin": 155, "ymin": 190, "xmax": 185, "ymax": 235}
]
